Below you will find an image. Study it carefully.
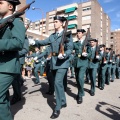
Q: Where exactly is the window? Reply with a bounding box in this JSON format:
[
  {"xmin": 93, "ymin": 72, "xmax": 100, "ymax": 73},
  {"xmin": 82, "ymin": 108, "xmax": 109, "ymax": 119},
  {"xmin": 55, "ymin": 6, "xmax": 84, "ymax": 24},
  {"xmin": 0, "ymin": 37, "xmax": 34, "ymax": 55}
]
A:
[
  {"xmin": 82, "ymin": 7, "xmax": 91, "ymax": 11},
  {"xmin": 111, "ymin": 37, "xmax": 113, "ymax": 39},
  {"xmin": 82, "ymin": 16, "xmax": 91, "ymax": 20}
]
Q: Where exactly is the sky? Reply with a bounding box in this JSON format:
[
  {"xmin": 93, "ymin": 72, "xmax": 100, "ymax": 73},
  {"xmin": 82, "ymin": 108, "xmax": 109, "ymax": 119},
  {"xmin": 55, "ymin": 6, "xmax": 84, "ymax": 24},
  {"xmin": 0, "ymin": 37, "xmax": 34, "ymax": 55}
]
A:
[{"xmin": 26, "ymin": 0, "xmax": 120, "ymax": 31}]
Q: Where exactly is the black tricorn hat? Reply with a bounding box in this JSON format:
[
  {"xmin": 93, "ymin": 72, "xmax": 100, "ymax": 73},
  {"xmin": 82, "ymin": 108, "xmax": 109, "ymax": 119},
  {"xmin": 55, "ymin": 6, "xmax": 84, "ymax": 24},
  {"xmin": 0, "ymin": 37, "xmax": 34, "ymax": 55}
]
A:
[
  {"xmin": 34, "ymin": 45, "xmax": 40, "ymax": 49},
  {"xmin": 101, "ymin": 44, "xmax": 106, "ymax": 47},
  {"xmin": 53, "ymin": 16, "xmax": 67, "ymax": 22},
  {"xmin": 89, "ymin": 38, "xmax": 98, "ymax": 42},
  {"xmin": 109, "ymin": 48, "xmax": 111, "ymax": 50},
  {"xmin": 1, "ymin": 0, "xmax": 21, "ymax": 5},
  {"xmin": 77, "ymin": 29, "xmax": 86, "ymax": 33}
]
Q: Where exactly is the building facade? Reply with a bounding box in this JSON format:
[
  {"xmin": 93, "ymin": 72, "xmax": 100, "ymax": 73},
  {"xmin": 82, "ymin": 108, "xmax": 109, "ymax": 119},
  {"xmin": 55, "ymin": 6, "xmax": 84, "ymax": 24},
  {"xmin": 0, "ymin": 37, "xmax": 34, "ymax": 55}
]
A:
[
  {"xmin": 45, "ymin": 0, "xmax": 111, "ymax": 46},
  {"xmin": 19, "ymin": 0, "xmax": 111, "ymax": 47},
  {"xmin": 111, "ymin": 29, "xmax": 120, "ymax": 54}
]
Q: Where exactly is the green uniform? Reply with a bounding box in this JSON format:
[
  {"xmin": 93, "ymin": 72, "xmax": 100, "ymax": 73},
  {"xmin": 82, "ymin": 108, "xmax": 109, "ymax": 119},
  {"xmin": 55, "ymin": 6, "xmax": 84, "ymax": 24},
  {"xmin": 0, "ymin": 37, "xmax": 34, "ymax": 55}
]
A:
[
  {"xmin": 27, "ymin": 52, "xmax": 45, "ymax": 84},
  {"xmin": 111, "ymin": 55, "xmax": 116, "ymax": 81},
  {"xmin": 105, "ymin": 53, "xmax": 112, "ymax": 85},
  {"xmin": 0, "ymin": 17, "xmax": 25, "ymax": 120},
  {"xmin": 116, "ymin": 57, "xmax": 120, "ymax": 79},
  {"xmin": 38, "ymin": 46, "xmax": 54, "ymax": 93},
  {"xmin": 11, "ymin": 37, "xmax": 29, "ymax": 104},
  {"xmin": 73, "ymin": 40, "xmax": 91, "ymax": 97},
  {"xmin": 98, "ymin": 51, "xmax": 107, "ymax": 89},
  {"xmin": 69, "ymin": 54, "xmax": 75, "ymax": 78},
  {"xmin": 35, "ymin": 30, "xmax": 73, "ymax": 110},
  {"xmin": 88, "ymin": 47, "xmax": 101, "ymax": 94}
]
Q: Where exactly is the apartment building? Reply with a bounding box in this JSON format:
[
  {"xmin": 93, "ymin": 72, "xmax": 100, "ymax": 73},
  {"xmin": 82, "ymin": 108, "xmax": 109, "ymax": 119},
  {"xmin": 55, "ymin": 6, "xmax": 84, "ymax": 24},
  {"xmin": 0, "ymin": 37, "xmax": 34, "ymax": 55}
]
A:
[
  {"xmin": 25, "ymin": 18, "xmax": 48, "ymax": 40},
  {"xmin": 19, "ymin": 0, "xmax": 111, "ymax": 46},
  {"xmin": 111, "ymin": 29, "xmax": 120, "ymax": 54},
  {"xmin": 45, "ymin": 0, "xmax": 111, "ymax": 46}
]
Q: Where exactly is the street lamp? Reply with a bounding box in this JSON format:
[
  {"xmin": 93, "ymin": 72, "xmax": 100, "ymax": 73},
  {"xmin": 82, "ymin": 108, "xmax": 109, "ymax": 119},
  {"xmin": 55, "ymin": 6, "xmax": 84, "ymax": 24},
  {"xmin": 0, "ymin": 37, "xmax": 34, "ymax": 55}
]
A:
[{"xmin": 32, "ymin": 7, "xmax": 44, "ymax": 40}]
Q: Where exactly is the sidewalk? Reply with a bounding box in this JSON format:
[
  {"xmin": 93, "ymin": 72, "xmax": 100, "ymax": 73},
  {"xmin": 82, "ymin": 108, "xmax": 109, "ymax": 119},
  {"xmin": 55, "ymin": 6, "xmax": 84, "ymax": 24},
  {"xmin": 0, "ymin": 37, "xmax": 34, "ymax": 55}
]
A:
[{"xmin": 10, "ymin": 76, "xmax": 120, "ymax": 120}]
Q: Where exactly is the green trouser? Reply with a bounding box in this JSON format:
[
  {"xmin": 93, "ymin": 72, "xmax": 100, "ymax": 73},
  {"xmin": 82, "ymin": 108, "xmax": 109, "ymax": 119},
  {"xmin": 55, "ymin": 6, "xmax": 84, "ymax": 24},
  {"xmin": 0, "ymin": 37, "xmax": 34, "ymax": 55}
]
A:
[
  {"xmin": 111, "ymin": 65, "xmax": 116, "ymax": 81},
  {"xmin": 52, "ymin": 68, "xmax": 67, "ymax": 111},
  {"xmin": 75, "ymin": 66, "xmax": 87, "ymax": 97},
  {"xmin": 39, "ymin": 65, "xmax": 45, "ymax": 76},
  {"xmin": 63, "ymin": 71, "xmax": 67, "ymax": 91},
  {"xmin": 46, "ymin": 62, "xmax": 54, "ymax": 93},
  {"xmin": 98, "ymin": 67, "xmax": 107, "ymax": 89},
  {"xmin": 12, "ymin": 74, "xmax": 21, "ymax": 99},
  {"xmin": 89, "ymin": 68, "xmax": 97, "ymax": 93},
  {"xmin": 70, "ymin": 67, "xmax": 74, "ymax": 77},
  {"xmin": 34, "ymin": 65, "xmax": 41, "ymax": 83},
  {"xmin": 12, "ymin": 64, "xmax": 22, "ymax": 99},
  {"xmin": 0, "ymin": 73, "xmax": 16, "ymax": 120},
  {"xmin": 106, "ymin": 66, "xmax": 112, "ymax": 84}
]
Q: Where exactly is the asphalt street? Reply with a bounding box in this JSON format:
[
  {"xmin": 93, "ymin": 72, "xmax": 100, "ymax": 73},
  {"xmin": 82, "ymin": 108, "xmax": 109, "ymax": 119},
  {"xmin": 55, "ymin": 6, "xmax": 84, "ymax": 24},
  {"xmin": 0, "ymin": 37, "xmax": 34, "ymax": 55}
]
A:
[{"xmin": 10, "ymin": 75, "xmax": 120, "ymax": 120}]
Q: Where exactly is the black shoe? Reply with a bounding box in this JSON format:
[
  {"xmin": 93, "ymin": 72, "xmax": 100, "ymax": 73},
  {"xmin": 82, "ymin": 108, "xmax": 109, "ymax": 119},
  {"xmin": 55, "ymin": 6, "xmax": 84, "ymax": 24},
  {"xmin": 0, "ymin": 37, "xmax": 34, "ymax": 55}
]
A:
[
  {"xmin": 50, "ymin": 110, "xmax": 60, "ymax": 119},
  {"xmin": 75, "ymin": 95, "xmax": 79, "ymax": 100},
  {"xmin": 111, "ymin": 80, "xmax": 114, "ymax": 82},
  {"xmin": 10, "ymin": 97, "xmax": 21, "ymax": 105},
  {"xmin": 85, "ymin": 80, "xmax": 89, "ymax": 83},
  {"xmin": 77, "ymin": 97, "xmax": 83, "ymax": 104},
  {"xmin": 100, "ymin": 87, "xmax": 104, "ymax": 90},
  {"xmin": 90, "ymin": 92, "xmax": 95, "ymax": 96},
  {"xmin": 61, "ymin": 103, "xmax": 67, "ymax": 108},
  {"xmin": 106, "ymin": 83, "xmax": 110, "ymax": 85},
  {"xmin": 46, "ymin": 91, "xmax": 54, "ymax": 95}
]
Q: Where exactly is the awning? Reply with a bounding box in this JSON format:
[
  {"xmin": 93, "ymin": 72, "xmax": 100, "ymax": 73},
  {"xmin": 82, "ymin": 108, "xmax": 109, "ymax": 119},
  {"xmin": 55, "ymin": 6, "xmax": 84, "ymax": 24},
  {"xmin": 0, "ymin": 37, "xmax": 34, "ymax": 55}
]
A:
[
  {"xmin": 67, "ymin": 24, "xmax": 77, "ymax": 29},
  {"xmin": 65, "ymin": 7, "xmax": 77, "ymax": 13},
  {"xmin": 66, "ymin": 15, "xmax": 77, "ymax": 20}
]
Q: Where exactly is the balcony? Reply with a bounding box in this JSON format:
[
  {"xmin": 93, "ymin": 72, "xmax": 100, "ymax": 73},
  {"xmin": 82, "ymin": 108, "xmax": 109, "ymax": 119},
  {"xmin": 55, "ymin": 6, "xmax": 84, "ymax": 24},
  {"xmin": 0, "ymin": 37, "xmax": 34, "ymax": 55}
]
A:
[
  {"xmin": 65, "ymin": 7, "xmax": 77, "ymax": 13},
  {"xmin": 66, "ymin": 15, "xmax": 77, "ymax": 20},
  {"xmin": 67, "ymin": 24, "xmax": 77, "ymax": 29}
]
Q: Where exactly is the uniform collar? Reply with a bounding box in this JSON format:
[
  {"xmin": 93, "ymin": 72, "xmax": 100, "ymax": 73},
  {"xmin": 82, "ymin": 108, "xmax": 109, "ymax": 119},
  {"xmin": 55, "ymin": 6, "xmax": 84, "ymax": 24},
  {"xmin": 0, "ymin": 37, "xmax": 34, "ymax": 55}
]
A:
[
  {"xmin": 56, "ymin": 29, "xmax": 63, "ymax": 36},
  {"xmin": 2, "ymin": 15, "xmax": 12, "ymax": 19}
]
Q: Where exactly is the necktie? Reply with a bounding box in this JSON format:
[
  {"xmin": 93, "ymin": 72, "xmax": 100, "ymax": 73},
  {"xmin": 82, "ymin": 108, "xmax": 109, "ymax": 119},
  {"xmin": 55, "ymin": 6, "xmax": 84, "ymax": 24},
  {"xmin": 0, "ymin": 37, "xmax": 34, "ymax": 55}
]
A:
[
  {"xmin": 56, "ymin": 33, "xmax": 59, "ymax": 37},
  {"xmin": 79, "ymin": 40, "xmax": 81, "ymax": 45}
]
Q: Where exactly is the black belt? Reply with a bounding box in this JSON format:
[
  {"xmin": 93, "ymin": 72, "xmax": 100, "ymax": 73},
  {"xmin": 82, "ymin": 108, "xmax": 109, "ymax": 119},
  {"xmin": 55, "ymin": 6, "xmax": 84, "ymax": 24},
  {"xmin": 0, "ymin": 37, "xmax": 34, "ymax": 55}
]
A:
[
  {"xmin": 52, "ymin": 52, "xmax": 59, "ymax": 56},
  {"xmin": 0, "ymin": 51, "xmax": 16, "ymax": 55},
  {"xmin": 0, "ymin": 51, "xmax": 5, "ymax": 55}
]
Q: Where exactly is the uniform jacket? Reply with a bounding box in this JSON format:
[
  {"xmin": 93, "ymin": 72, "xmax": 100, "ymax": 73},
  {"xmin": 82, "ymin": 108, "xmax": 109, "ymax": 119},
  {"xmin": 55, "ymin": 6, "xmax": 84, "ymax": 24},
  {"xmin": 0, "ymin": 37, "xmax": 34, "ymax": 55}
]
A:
[
  {"xmin": 73, "ymin": 40, "xmax": 91, "ymax": 68},
  {"xmin": 0, "ymin": 17, "xmax": 26, "ymax": 73},
  {"xmin": 116, "ymin": 57, "xmax": 120, "ymax": 68},
  {"xmin": 89, "ymin": 46, "xmax": 101, "ymax": 69},
  {"xmin": 99, "ymin": 51, "xmax": 107, "ymax": 69},
  {"xmin": 27, "ymin": 52, "xmax": 45, "ymax": 68},
  {"xmin": 35, "ymin": 30, "xmax": 73, "ymax": 70},
  {"xmin": 106, "ymin": 52, "xmax": 112, "ymax": 67},
  {"xmin": 19, "ymin": 36, "xmax": 29, "ymax": 65}
]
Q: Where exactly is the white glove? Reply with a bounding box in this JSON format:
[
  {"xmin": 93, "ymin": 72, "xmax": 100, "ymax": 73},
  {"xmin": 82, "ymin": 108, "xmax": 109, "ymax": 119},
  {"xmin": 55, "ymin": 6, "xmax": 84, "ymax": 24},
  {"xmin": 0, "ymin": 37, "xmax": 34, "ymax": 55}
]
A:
[
  {"xmin": 96, "ymin": 55, "xmax": 100, "ymax": 59},
  {"xmin": 34, "ymin": 57, "xmax": 38, "ymax": 61},
  {"xmin": 47, "ymin": 57, "xmax": 51, "ymax": 60},
  {"xmin": 58, "ymin": 53, "xmax": 64, "ymax": 59},
  {"xmin": 110, "ymin": 60, "xmax": 112, "ymax": 62},
  {"xmin": 82, "ymin": 52, "xmax": 88, "ymax": 57},
  {"xmin": 41, "ymin": 61, "xmax": 44, "ymax": 64},
  {"xmin": 112, "ymin": 62, "xmax": 115, "ymax": 64},
  {"xmin": 36, "ymin": 60, "xmax": 39, "ymax": 63},
  {"xmin": 104, "ymin": 61, "xmax": 107, "ymax": 64},
  {"xmin": 29, "ymin": 39, "xmax": 35, "ymax": 45}
]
